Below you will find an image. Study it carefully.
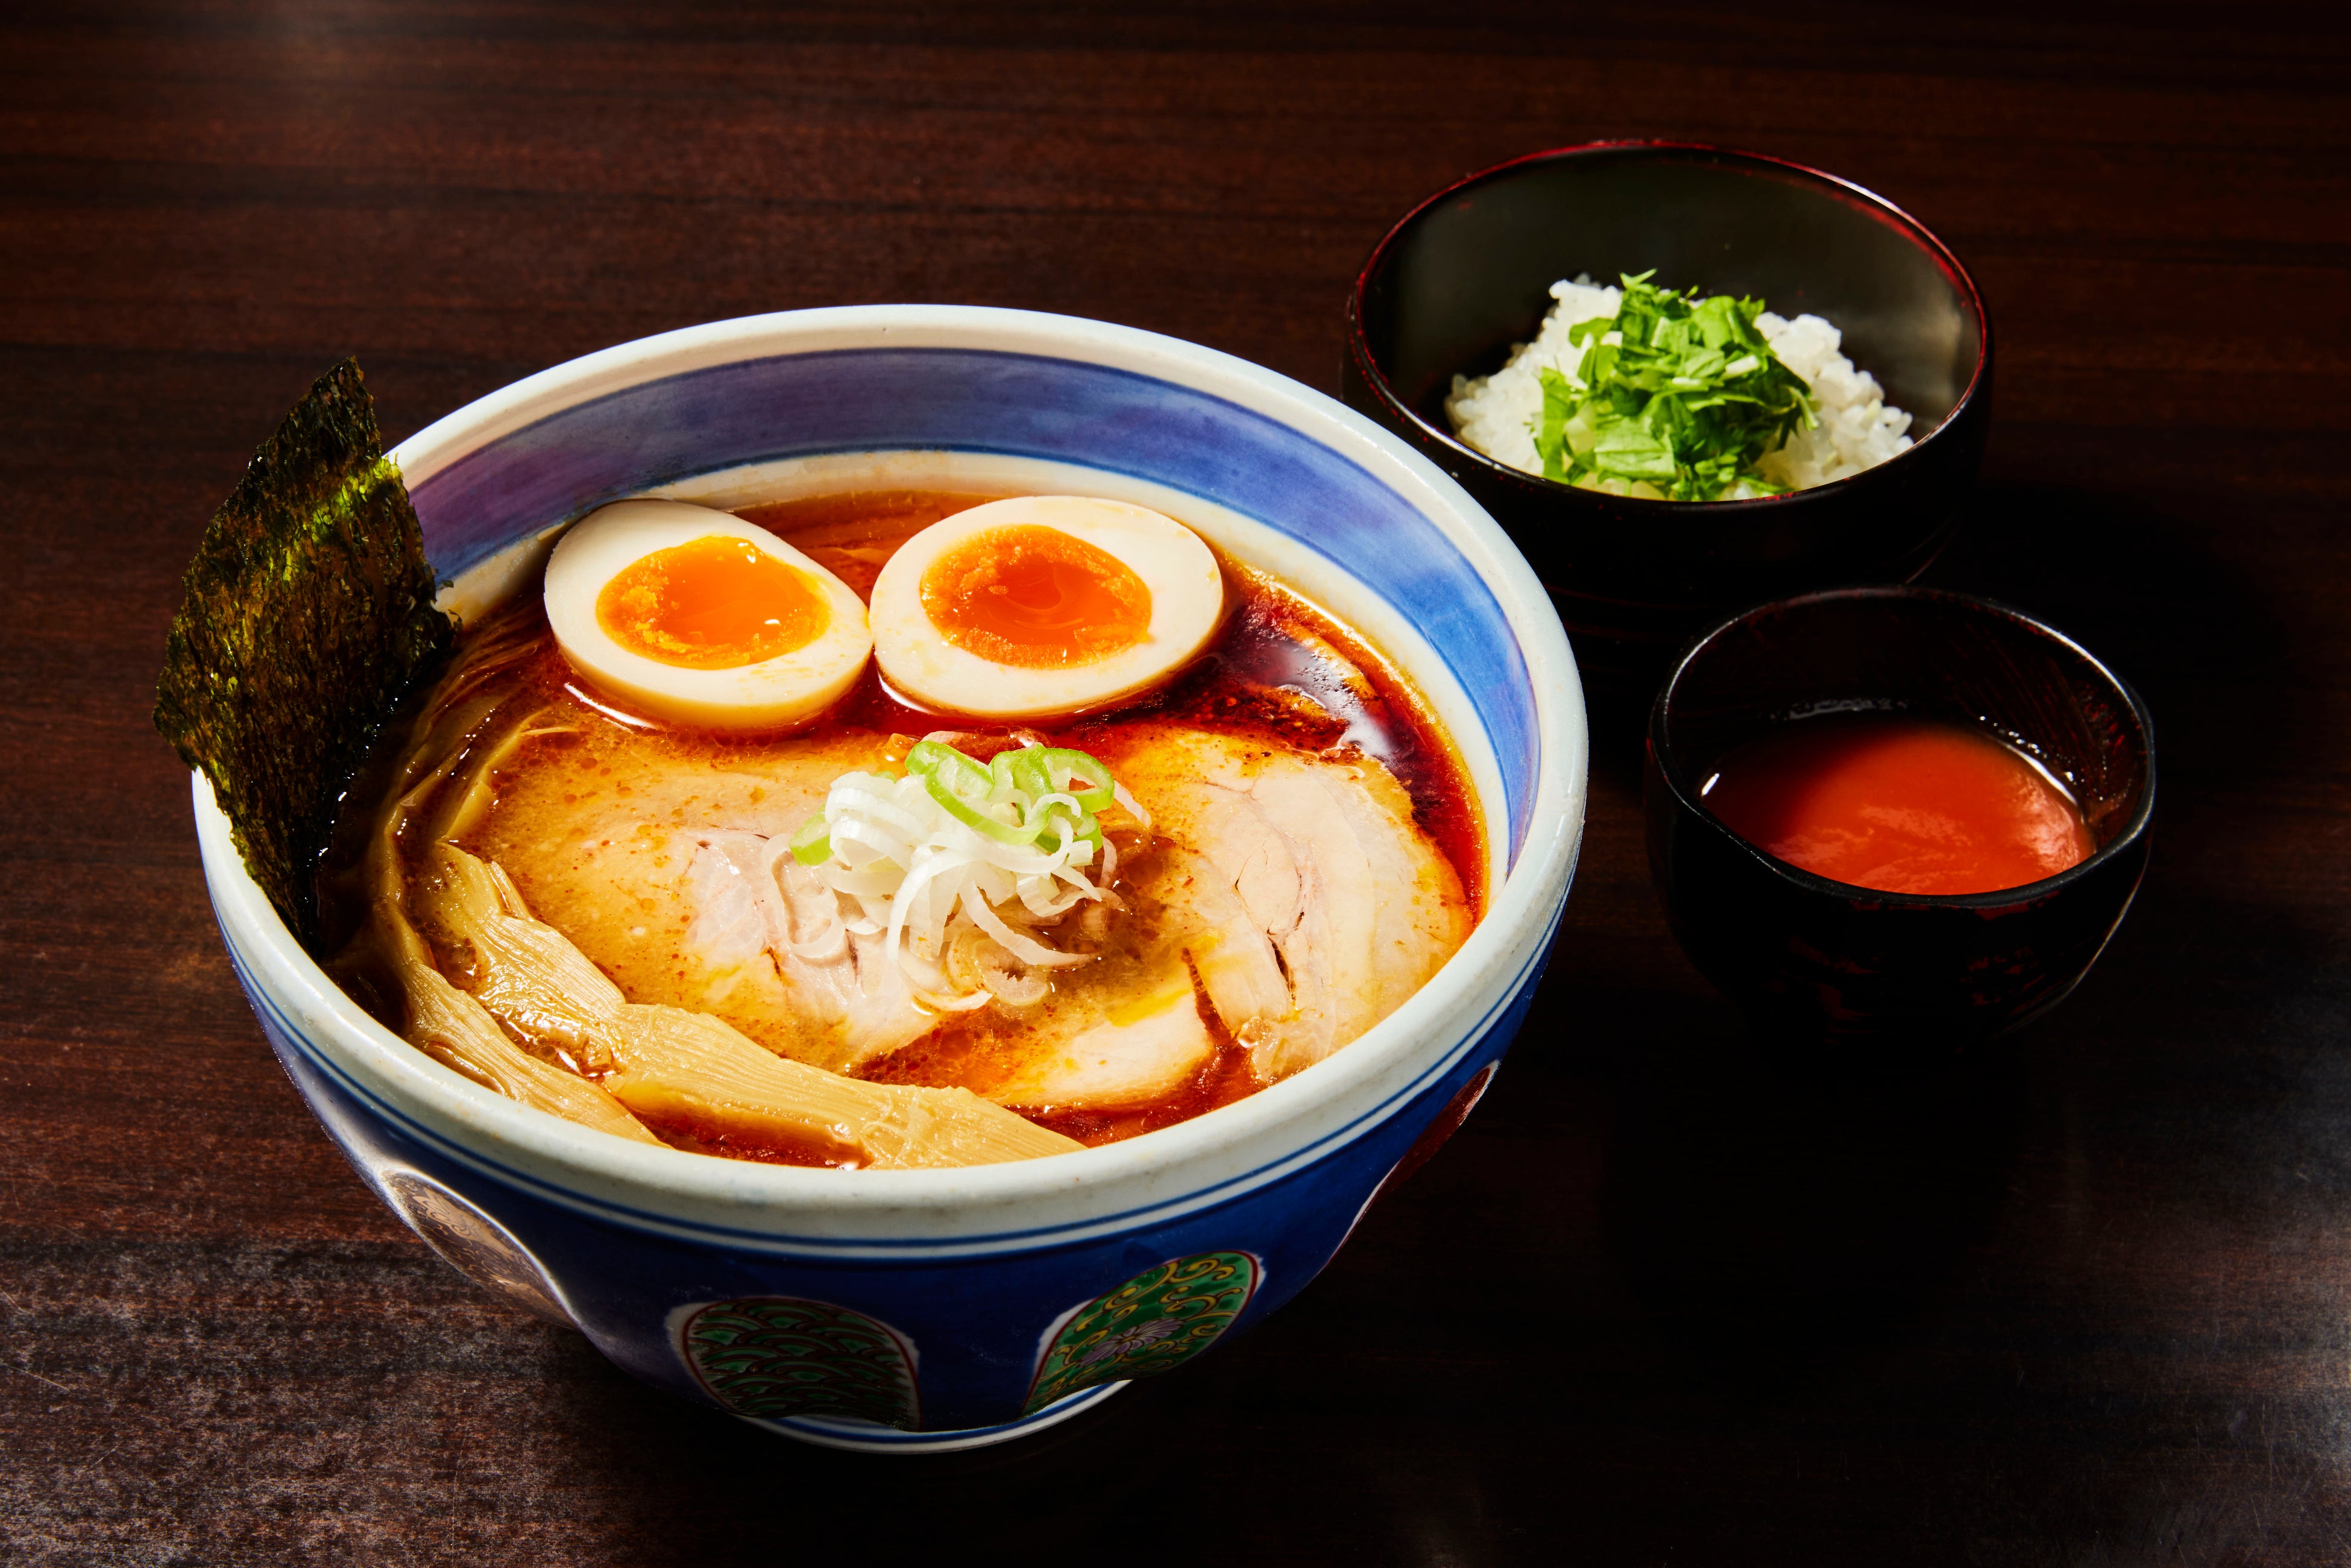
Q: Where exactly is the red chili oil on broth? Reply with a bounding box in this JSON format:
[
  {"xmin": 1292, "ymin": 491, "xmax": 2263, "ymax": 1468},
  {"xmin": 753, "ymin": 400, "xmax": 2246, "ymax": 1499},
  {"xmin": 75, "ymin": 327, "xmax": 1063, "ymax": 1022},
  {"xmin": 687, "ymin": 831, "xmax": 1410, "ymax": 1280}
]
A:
[{"xmin": 1700, "ymin": 713, "xmax": 2095, "ymax": 897}]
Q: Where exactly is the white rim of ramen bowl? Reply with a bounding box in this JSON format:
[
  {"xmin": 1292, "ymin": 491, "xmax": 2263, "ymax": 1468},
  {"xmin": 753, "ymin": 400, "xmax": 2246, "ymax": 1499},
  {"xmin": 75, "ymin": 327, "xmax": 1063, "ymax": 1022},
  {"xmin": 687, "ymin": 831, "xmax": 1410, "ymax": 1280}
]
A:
[{"xmin": 194, "ymin": 304, "xmax": 1588, "ymax": 1259}]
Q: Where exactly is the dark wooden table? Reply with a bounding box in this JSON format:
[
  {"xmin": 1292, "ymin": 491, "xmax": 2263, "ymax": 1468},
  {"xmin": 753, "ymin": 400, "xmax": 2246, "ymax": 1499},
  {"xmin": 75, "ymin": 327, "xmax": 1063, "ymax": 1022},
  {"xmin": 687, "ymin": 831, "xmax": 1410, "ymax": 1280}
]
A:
[{"xmin": 8, "ymin": 4, "xmax": 2350, "ymax": 1561}]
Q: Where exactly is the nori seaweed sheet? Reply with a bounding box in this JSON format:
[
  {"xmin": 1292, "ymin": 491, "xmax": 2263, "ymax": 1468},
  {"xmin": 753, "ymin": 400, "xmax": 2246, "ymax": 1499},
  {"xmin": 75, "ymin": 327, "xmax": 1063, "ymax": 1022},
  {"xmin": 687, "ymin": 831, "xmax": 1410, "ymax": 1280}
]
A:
[{"xmin": 154, "ymin": 359, "xmax": 452, "ymax": 951}]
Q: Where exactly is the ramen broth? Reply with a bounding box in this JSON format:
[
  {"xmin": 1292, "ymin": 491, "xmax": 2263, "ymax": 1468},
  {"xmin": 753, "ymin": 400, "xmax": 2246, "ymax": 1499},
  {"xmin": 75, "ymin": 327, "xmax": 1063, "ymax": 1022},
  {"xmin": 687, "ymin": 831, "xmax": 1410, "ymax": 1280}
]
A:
[{"xmin": 328, "ymin": 490, "xmax": 1482, "ymax": 1160}]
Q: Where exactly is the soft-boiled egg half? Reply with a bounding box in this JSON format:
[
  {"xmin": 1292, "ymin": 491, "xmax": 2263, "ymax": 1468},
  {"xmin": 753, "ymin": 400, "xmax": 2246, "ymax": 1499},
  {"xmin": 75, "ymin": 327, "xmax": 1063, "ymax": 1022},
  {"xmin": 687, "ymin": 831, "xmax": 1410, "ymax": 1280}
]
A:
[
  {"xmin": 870, "ymin": 496, "xmax": 1225, "ymax": 720},
  {"xmin": 544, "ymin": 499, "xmax": 872, "ymax": 730}
]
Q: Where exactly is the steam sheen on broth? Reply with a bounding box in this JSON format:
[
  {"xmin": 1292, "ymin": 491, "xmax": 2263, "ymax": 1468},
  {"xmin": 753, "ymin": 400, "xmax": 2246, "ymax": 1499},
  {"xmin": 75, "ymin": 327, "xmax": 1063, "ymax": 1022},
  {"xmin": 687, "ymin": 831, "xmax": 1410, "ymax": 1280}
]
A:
[{"xmin": 325, "ymin": 489, "xmax": 1482, "ymax": 1169}]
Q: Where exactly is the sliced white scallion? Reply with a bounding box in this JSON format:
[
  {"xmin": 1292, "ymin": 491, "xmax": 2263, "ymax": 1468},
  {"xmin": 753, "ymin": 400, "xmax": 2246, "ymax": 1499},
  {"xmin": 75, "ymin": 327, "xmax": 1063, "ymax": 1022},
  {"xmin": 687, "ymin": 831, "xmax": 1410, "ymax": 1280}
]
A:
[{"xmin": 788, "ymin": 740, "xmax": 1145, "ymax": 1009}]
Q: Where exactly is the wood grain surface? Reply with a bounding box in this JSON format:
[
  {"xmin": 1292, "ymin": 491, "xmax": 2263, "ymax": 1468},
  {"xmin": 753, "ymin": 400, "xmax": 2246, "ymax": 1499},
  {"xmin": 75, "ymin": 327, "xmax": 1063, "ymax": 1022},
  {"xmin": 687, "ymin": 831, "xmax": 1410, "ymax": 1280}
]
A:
[{"xmin": 7, "ymin": 4, "xmax": 2350, "ymax": 1563}]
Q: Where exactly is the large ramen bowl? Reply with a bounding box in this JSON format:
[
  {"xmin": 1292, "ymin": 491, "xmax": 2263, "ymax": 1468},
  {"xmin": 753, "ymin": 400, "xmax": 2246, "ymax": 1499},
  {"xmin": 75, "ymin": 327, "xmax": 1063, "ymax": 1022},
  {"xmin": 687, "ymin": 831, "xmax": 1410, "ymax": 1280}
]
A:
[{"xmin": 193, "ymin": 305, "xmax": 1588, "ymax": 1452}]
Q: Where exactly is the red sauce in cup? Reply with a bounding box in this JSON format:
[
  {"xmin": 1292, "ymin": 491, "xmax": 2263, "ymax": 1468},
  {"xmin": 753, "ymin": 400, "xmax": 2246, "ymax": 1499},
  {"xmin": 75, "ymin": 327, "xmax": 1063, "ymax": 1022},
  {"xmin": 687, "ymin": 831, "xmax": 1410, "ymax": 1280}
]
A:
[{"xmin": 1701, "ymin": 714, "xmax": 2096, "ymax": 896}]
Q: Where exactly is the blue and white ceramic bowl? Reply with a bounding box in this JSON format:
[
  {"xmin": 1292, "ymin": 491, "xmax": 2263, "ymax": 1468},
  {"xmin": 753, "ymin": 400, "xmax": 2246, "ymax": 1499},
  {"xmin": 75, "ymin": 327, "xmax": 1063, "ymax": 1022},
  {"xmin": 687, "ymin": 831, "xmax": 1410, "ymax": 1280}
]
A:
[{"xmin": 194, "ymin": 306, "xmax": 1588, "ymax": 1452}]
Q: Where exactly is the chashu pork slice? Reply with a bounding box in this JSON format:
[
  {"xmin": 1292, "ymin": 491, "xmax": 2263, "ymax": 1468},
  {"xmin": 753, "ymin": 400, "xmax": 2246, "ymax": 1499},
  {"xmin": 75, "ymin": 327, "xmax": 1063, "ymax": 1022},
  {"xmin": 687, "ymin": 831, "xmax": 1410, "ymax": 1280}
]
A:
[
  {"xmin": 960, "ymin": 961, "xmax": 1221, "ymax": 1113},
  {"xmin": 1095, "ymin": 725, "xmax": 1473, "ymax": 1083},
  {"xmin": 681, "ymin": 831, "xmax": 936, "ymax": 1073},
  {"xmin": 464, "ymin": 723, "xmax": 938, "ymax": 1074},
  {"xmin": 856, "ymin": 849, "xmax": 1225, "ymax": 1115}
]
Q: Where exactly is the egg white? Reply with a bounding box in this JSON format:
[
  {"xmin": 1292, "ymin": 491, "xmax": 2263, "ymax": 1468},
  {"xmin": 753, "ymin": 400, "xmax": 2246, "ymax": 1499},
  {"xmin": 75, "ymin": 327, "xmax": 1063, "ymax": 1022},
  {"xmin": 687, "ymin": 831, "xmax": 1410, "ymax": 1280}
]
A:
[
  {"xmin": 869, "ymin": 496, "xmax": 1225, "ymax": 720},
  {"xmin": 544, "ymin": 499, "xmax": 872, "ymax": 731}
]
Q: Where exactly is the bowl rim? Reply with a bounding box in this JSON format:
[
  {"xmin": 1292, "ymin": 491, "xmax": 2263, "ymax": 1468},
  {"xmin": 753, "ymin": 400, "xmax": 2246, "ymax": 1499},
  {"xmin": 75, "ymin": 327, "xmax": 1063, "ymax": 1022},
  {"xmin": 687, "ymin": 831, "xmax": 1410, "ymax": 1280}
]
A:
[
  {"xmin": 196, "ymin": 302, "xmax": 1590, "ymax": 1227},
  {"xmin": 1344, "ymin": 138, "xmax": 1993, "ymax": 513},
  {"xmin": 1648, "ymin": 584, "xmax": 2157, "ymax": 909}
]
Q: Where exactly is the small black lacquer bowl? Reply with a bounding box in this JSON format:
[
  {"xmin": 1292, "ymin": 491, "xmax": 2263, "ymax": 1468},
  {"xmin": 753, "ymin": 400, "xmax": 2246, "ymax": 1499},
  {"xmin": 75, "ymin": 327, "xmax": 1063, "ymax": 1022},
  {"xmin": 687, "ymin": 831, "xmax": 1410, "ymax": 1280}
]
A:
[
  {"xmin": 1344, "ymin": 142, "xmax": 1991, "ymax": 661},
  {"xmin": 1645, "ymin": 588, "xmax": 2154, "ymax": 1053}
]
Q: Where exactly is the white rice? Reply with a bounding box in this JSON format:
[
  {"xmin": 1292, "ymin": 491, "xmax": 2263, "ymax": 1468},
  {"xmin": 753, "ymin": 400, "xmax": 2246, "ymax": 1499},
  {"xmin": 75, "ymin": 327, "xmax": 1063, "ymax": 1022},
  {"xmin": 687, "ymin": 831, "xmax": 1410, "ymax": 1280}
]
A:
[{"xmin": 1443, "ymin": 277, "xmax": 1916, "ymax": 500}]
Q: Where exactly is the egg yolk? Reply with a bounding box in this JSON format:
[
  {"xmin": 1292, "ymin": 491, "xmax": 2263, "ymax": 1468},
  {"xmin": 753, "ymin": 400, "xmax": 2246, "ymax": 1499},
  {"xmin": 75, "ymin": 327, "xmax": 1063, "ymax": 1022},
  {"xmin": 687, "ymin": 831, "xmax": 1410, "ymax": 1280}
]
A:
[
  {"xmin": 918, "ymin": 524, "xmax": 1153, "ymax": 668},
  {"xmin": 595, "ymin": 535, "xmax": 831, "ymax": 670}
]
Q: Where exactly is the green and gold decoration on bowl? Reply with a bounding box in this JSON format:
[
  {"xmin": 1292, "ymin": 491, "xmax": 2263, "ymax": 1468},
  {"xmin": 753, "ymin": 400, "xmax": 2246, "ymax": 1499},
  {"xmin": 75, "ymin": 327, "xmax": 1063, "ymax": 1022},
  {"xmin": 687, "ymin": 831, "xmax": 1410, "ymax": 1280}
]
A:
[
  {"xmin": 681, "ymin": 1297, "xmax": 921, "ymax": 1429},
  {"xmin": 1025, "ymin": 1252, "xmax": 1259, "ymax": 1414}
]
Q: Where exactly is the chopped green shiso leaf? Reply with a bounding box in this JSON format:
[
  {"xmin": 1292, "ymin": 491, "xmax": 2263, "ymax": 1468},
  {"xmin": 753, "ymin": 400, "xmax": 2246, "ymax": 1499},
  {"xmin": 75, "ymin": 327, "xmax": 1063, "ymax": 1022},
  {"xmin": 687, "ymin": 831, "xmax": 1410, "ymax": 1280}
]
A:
[
  {"xmin": 154, "ymin": 359, "xmax": 453, "ymax": 951},
  {"xmin": 1532, "ymin": 271, "xmax": 1818, "ymax": 503}
]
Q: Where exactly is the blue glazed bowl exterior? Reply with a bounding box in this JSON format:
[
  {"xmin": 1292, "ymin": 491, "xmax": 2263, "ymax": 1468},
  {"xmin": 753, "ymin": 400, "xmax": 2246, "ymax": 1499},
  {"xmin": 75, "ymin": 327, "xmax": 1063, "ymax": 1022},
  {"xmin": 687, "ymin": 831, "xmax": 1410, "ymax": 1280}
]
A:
[{"xmin": 194, "ymin": 306, "xmax": 1588, "ymax": 1450}]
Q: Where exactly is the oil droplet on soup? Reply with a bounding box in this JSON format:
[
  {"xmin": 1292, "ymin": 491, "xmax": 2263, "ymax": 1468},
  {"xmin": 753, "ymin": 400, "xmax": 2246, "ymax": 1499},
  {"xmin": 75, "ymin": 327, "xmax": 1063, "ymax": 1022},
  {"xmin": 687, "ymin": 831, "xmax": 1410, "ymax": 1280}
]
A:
[
  {"xmin": 1702, "ymin": 714, "xmax": 2095, "ymax": 896},
  {"xmin": 918, "ymin": 523, "xmax": 1153, "ymax": 668},
  {"xmin": 595, "ymin": 534, "xmax": 832, "ymax": 670}
]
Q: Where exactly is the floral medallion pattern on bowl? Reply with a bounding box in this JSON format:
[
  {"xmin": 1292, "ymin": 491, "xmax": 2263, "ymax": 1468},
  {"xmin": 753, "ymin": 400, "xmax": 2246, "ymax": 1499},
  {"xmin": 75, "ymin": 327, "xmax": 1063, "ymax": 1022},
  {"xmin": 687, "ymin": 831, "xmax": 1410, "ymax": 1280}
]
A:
[
  {"xmin": 1024, "ymin": 1252, "xmax": 1260, "ymax": 1414},
  {"xmin": 679, "ymin": 1297, "xmax": 921, "ymax": 1429}
]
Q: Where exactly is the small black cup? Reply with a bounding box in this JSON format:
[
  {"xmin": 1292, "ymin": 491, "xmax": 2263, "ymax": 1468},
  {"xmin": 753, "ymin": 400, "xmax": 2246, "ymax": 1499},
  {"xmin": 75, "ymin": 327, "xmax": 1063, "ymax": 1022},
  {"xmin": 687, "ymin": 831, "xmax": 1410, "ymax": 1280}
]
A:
[{"xmin": 1645, "ymin": 587, "xmax": 2154, "ymax": 1052}]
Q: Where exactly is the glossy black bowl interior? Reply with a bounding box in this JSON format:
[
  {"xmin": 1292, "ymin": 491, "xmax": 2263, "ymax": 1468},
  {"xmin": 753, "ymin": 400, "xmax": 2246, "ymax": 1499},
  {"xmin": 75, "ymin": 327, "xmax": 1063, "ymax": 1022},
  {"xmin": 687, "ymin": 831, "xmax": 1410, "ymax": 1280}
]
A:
[
  {"xmin": 1645, "ymin": 588, "xmax": 2154, "ymax": 1053},
  {"xmin": 1345, "ymin": 142, "xmax": 1991, "ymax": 659}
]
